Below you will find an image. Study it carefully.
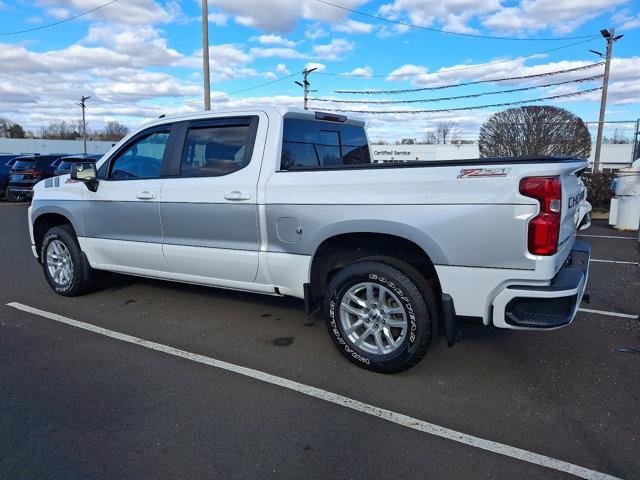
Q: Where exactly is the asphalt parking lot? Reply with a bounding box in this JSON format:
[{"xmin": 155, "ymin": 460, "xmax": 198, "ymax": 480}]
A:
[{"xmin": 1, "ymin": 201, "xmax": 638, "ymax": 479}]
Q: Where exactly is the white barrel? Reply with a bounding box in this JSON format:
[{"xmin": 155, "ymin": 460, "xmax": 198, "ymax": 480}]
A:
[{"xmin": 613, "ymin": 166, "xmax": 640, "ymax": 231}]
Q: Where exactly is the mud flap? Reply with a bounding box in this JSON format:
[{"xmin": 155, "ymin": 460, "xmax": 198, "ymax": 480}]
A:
[{"xmin": 442, "ymin": 294, "xmax": 462, "ymax": 347}]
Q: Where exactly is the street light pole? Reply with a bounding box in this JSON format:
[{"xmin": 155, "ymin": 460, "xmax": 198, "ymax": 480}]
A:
[
  {"xmin": 295, "ymin": 67, "xmax": 318, "ymax": 110},
  {"xmin": 593, "ymin": 27, "xmax": 622, "ymax": 171},
  {"xmin": 201, "ymin": 0, "xmax": 211, "ymax": 111},
  {"xmin": 77, "ymin": 95, "xmax": 90, "ymax": 155}
]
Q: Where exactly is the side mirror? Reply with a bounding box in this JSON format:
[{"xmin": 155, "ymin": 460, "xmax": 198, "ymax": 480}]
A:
[{"xmin": 71, "ymin": 162, "xmax": 99, "ymax": 192}]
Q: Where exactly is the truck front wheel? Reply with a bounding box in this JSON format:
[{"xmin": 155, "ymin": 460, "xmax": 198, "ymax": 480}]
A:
[
  {"xmin": 41, "ymin": 225, "xmax": 109, "ymax": 296},
  {"xmin": 324, "ymin": 259, "xmax": 437, "ymax": 373}
]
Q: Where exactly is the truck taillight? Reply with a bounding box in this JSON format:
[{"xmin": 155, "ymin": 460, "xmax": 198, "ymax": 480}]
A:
[{"xmin": 519, "ymin": 176, "xmax": 561, "ymax": 256}]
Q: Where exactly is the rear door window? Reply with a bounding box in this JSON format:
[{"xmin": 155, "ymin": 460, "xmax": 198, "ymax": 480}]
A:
[
  {"xmin": 179, "ymin": 119, "xmax": 255, "ymax": 177},
  {"xmin": 280, "ymin": 118, "xmax": 371, "ymax": 169}
]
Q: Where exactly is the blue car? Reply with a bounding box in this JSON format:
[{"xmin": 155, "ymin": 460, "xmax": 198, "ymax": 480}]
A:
[
  {"xmin": 0, "ymin": 154, "xmax": 22, "ymax": 200},
  {"xmin": 6, "ymin": 154, "xmax": 69, "ymax": 202}
]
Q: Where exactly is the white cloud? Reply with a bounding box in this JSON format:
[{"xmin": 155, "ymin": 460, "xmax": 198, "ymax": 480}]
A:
[
  {"xmin": 312, "ymin": 38, "xmax": 354, "ymax": 60},
  {"xmin": 334, "ymin": 19, "xmax": 374, "ymax": 34},
  {"xmin": 482, "ymin": 0, "xmax": 628, "ymax": 34},
  {"xmin": 92, "ymin": 70, "xmax": 200, "ymax": 101},
  {"xmin": 305, "ymin": 62, "xmax": 326, "ymax": 73},
  {"xmin": 26, "ymin": 15, "xmax": 44, "ymax": 24},
  {"xmin": 45, "ymin": 7, "xmax": 70, "ymax": 19},
  {"xmin": 36, "ymin": 0, "xmax": 184, "ymax": 25},
  {"xmin": 276, "ymin": 63, "xmax": 290, "ymax": 74},
  {"xmin": 305, "ymin": 24, "xmax": 328, "ymax": 40},
  {"xmin": 612, "ymin": 8, "xmax": 640, "ymax": 30},
  {"xmin": 252, "ymin": 34, "xmax": 296, "ymax": 47},
  {"xmin": 379, "ymin": 0, "xmax": 500, "ymax": 34},
  {"xmin": 209, "ymin": 0, "xmax": 368, "ymax": 32},
  {"xmin": 342, "ymin": 66, "xmax": 373, "ymax": 77},
  {"xmin": 378, "ymin": 0, "xmax": 628, "ymax": 36},
  {"xmin": 384, "ymin": 56, "xmax": 640, "ymax": 106},
  {"xmin": 208, "ymin": 11, "xmax": 229, "ymax": 26},
  {"xmin": 250, "ymin": 47, "xmax": 305, "ymax": 59},
  {"xmin": 84, "ymin": 25, "xmax": 183, "ymax": 67}
]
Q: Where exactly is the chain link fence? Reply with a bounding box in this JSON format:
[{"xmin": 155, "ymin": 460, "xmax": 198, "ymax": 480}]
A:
[{"xmin": 585, "ymin": 120, "xmax": 640, "ymax": 172}]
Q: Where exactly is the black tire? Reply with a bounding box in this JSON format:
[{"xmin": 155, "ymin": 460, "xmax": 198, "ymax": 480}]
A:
[
  {"xmin": 6, "ymin": 190, "xmax": 24, "ymax": 203},
  {"xmin": 41, "ymin": 225, "xmax": 109, "ymax": 296},
  {"xmin": 325, "ymin": 258, "xmax": 437, "ymax": 373}
]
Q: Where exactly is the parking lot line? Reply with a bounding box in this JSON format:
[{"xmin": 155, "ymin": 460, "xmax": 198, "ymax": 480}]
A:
[
  {"xmin": 577, "ymin": 234, "xmax": 636, "ymax": 240},
  {"xmin": 578, "ymin": 308, "xmax": 639, "ymax": 320},
  {"xmin": 590, "ymin": 259, "xmax": 640, "ymax": 266},
  {"xmin": 6, "ymin": 301, "xmax": 620, "ymax": 480}
]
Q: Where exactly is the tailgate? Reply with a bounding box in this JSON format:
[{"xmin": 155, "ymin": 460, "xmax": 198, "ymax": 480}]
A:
[{"xmin": 558, "ymin": 164, "xmax": 588, "ymax": 255}]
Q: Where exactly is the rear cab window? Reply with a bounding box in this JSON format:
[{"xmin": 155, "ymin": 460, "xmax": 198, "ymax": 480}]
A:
[
  {"xmin": 280, "ymin": 118, "xmax": 371, "ymax": 170},
  {"xmin": 58, "ymin": 161, "xmax": 76, "ymax": 170},
  {"xmin": 12, "ymin": 160, "xmax": 35, "ymax": 171}
]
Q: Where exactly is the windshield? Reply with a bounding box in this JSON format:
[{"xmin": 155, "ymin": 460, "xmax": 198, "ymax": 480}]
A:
[{"xmin": 12, "ymin": 160, "xmax": 35, "ymax": 171}]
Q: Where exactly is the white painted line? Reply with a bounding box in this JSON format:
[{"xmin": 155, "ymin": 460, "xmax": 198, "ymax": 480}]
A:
[
  {"xmin": 590, "ymin": 259, "xmax": 640, "ymax": 266},
  {"xmin": 578, "ymin": 308, "xmax": 639, "ymax": 320},
  {"xmin": 578, "ymin": 234, "xmax": 636, "ymax": 240},
  {"xmin": 7, "ymin": 301, "xmax": 620, "ymax": 480}
]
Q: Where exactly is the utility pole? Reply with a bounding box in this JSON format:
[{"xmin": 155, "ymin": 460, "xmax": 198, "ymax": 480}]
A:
[
  {"xmin": 593, "ymin": 27, "xmax": 623, "ymax": 171},
  {"xmin": 295, "ymin": 67, "xmax": 318, "ymax": 110},
  {"xmin": 77, "ymin": 95, "xmax": 90, "ymax": 154},
  {"xmin": 201, "ymin": 0, "xmax": 211, "ymax": 111}
]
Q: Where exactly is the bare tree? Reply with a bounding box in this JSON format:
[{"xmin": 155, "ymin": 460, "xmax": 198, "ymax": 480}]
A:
[
  {"xmin": 422, "ymin": 121, "xmax": 459, "ymax": 144},
  {"xmin": 478, "ymin": 106, "xmax": 591, "ymax": 158},
  {"xmin": 603, "ymin": 128, "xmax": 630, "ymax": 144},
  {"xmin": 99, "ymin": 121, "xmax": 130, "ymax": 141},
  {"xmin": 40, "ymin": 120, "xmax": 84, "ymax": 140}
]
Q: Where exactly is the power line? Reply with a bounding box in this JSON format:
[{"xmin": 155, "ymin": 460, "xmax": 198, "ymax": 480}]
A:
[
  {"xmin": 308, "ymin": 87, "xmax": 602, "ymax": 114},
  {"xmin": 212, "ymin": 71, "xmax": 303, "ymax": 98},
  {"xmin": 335, "ymin": 61, "xmax": 604, "ymax": 94},
  {"xmin": 0, "ymin": 0, "xmax": 119, "ymax": 36},
  {"xmin": 321, "ymin": 38, "xmax": 599, "ymax": 78},
  {"xmin": 311, "ymin": 0, "xmax": 599, "ymax": 41},
  {"xmin": 311, "ymin": 74, "xmax": 603, "ymax": 104}
]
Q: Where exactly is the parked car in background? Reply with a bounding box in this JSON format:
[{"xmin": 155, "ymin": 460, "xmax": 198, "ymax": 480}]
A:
[
  {"xmin": 0, "ymin": 154, "xmax": 21, "ymax": 199},
  {"xmin": 54, "ymin": 154, "xmax": 102, "ymax": 176},
  {"xmin": 6, "ymin": 154, "xmax": 68, "ymax": 202}
]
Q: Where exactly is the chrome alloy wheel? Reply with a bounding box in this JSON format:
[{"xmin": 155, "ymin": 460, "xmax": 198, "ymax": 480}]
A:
[
  {"xmin": 339, "ymin": 282, "xmax": 408, "ymax": 355},
  {"xmin": 46, "ymin": 239, "xmax": 74, "ymax": 287}
]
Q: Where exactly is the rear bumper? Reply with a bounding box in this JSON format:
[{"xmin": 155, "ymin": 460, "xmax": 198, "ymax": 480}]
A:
[
  {"xmin": 7, "ymin": 186, "xmax": 34, "ymax": 197},
  {"xmin": 492, "ymin": 240, "xmax": 590, "ymax": 330}
]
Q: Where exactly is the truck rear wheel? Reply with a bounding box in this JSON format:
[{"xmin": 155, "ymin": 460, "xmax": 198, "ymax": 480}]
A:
[
  {"xmin": 324, "ymin": 259, "xmax": 436, "ymax": 373},
  {"xmin": 41, "ymin": 225, "xmax": 109, "ymax": 296}
]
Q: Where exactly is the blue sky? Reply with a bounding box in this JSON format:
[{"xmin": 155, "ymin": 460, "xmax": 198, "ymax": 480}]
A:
[{"xmin": 0, "ymin": 0, "xmax": 638, "ymax": 141}]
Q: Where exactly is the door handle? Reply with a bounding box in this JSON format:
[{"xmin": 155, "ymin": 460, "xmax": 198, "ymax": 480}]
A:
[
  {"xmin": 224, "ymin": 191, "xmax": 251, "ymax": 201},
  {"xmin": 136, "ymin": 191, "xmax": 156, "ymax": 200}
]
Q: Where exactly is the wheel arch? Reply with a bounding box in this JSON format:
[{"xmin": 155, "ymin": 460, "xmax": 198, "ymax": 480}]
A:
[
  {"xmin": 33, "ymin": 211, "xmax": 78, "ymax": 261},
  {"xmin": 308, "ymin": 229, "xmax": 443, "ymax": 304}
]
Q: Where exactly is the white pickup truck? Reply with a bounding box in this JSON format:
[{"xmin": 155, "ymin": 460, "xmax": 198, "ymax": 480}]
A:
[{"xmin": 28, "ymin": 107, "xmax": 592, "ymax": 373}]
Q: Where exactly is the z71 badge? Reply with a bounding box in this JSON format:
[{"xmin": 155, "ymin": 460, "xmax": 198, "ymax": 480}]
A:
[{"xmin": 457, "ymin": 167, "xmax": 512, "ymax": 178}]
